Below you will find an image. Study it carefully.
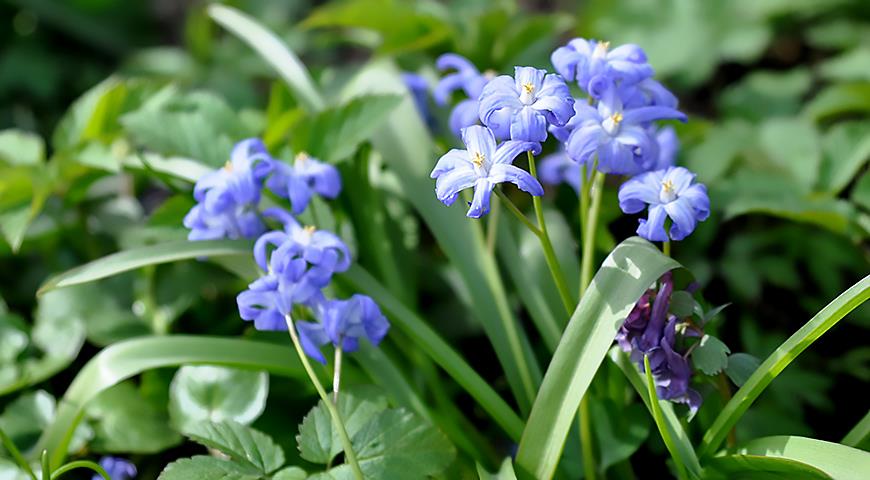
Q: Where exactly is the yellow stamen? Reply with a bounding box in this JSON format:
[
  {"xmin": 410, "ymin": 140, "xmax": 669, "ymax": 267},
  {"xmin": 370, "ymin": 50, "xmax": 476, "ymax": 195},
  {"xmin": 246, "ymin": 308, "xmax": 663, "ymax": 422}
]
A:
[
  {"xmin": 595, "ymin": 41, "xmax": 610, "ymax": 56},
  {"xmin": 522, "ymin": 82, "xmax": 535, "ymax": 95},
  {"xmin": 483, "ymin": 69, "xmax": 497, "ymax": 79},
  {"xmin": 223, "ymin": 161, "xmax": 233, "ymax": 172},
  {"xmin": 610, "ymin": 112, "xmax": 623, "ymax": 125},
  {"xmin": 471, "ymin": 151, "xmax": 485, "ymax": 167},
  {"xmin": 304, "ymin": 225, "xmax": 316, "ymax": 235},
  {"xmin": 661, "ymin": 179, "xmax": 675, "ymax": 193},
  {"xmin": 295, "ymin": 151, "xmax": 310, "ymax": 163}
]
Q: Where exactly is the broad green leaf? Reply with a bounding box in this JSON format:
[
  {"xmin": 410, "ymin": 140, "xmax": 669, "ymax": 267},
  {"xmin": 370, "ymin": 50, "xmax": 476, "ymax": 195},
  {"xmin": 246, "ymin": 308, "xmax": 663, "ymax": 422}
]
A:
[
  {"xmin": 0, "ymin": 459, "xmax": 29, "ymax": 480},
  {"xmin": 703, "ymin": 454, "xmax": 832, "ymax": 479},
  {"xmin": 853, "ymin": 172, "xmax": 870, "ymax": 211},
  {"xmin": 610, "ymin": 348, "xmax": 702, "ymax": 478},
  {"xmin": 758, "ymin": 117, "xmax": 820, "ymax": 190},
  {"xmin": 36, "ymin": 336, "xmax": 302, "ymax": 469},
  {"xmin": 733, "ymin": 436, "xmax": 870, "ymax": 480},
  {"xmin": 185, "ymin": 420, "xmax": 285, "ymax": 474},
  {"xmin": 208, "ymin": 4, "xmax": 324, "ymax": 112},
  {"xmin": 340, "ymin": 60, "xmax": 541, "ymax": 413},
  {"xmin": 169, "ymin": 366, "xmax": 269, "ymax": 432},
  {"xmin": 685, "ymin": 120, "xmax": 752, "ymax": 183},
  {"xmin": 804, "ymin": 83, "xmax": 870, "ymax": 122},
  {"xmin": 700, "ymin": 275, "xmax": 870, "ymax": 457},
  {"xmin": 0, "ymin": 314, "xmax": 28, "ymax": 363},
  {"xmin": 292, "ymin": 95, "xmax": 402, "ymax": 164},
  {"xmin": 85, "ymin": 381, "xmax": 180, "ymax": 454},
  {"xmin": 0, "ymin": 130, "xmax": 44, "ymax": 166},
  {"xmin": 0, "ymin": 390, "xmax": 92, "ymax": 455},
  {"xmin": 719, "ymin": 69, "xmax": 812, "ymax": 121},
  {"xmin": 157, "ymin": 456, "xmax": 261, "ymax": 480},
  {"xmin": 669, "ymin": 291, "xmax": 697, "ymax": 318},
  {"xmin": 724, "ymin": 353, "xmax": 761, "ymax": 387},
  {"xmin": 273, "ymin": 467, "xmax": 307, "ymax": 480},
  {"xmin": 514, "ymin": 237, "xmax": 680, "ymax": 480},
  {"xmin": 477, "ymin": 458, "xmax": 518, "ymax": 480},
  {"xmin": 37, "ymin": 239, "xmax": 252, "ymax": 295},
  {"xmin": 52, "ymin": 77, "xmax": 125, "ymax": 150},
  {"xmin": 819, "ymin": 121, "xmax": 870, "ymax": 194},
  {"xmin": 819, "ymin": 47, "xmax": 870, "ymax": 82},
  {"xmin": 297, "ymin": 387, "xmax": 389, "ymax": 464},
  {"xmin": 692, "ymin": 335, "xmax": 731, "ymax": 375},
  {"xmin": 590, "ymin": 398, "xmax": 651, "ymax": 472},
  {"xmin": 842, "ymin": 410, "xmax": 870, "ymax": 450}
]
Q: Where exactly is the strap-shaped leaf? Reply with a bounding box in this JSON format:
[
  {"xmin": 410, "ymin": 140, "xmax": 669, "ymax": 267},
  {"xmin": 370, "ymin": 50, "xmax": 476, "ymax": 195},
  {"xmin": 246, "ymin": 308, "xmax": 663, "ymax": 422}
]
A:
[
  {"xmin": 514, "ymin": 237, "xmax": 680, "ymax": 480},
  {"xmin": 731, "ymin": 436, "xmax": 870, "ymax": 480},
  {"xmin": 703, "ymin": 454, "xmax": 832, "ymax": 479}
]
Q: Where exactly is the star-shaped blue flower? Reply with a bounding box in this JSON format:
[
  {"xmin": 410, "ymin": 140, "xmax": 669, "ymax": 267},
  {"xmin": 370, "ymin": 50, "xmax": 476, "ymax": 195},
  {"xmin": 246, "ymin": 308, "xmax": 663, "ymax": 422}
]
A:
[
  {"xmin": 478, "ymin": 66, "xmax": 575, "ymax": 142},
  {"xmin": 430, "ymin": 125, "xmax": 543, "ymax": 218},
  {"xmin": 551, "ymin": 38, "xmax": 653, "ymax": 98},
  {"xmin": 295, "ymin": 294, "xmax": 390, "ymax": 364},
  {"xmin": 618, "ymin": 166, "xmax": 710, "ymax": 241},
  {"xmin": 266, "ymin": 152, "xmax": 341, "ymax": 215},
  {"xmin": 93, "ymin": 457, "xmax": 137, "ymax": 480}
]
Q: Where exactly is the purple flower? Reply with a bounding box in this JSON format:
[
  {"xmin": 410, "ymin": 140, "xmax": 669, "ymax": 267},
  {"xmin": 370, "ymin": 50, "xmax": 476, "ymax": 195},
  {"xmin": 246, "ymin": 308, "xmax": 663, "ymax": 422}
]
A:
[
  {"xmin": 565, "ymin": 87, "xmax": 686, "ymax": 175},
  {"xmin": 183, "ymin": 139, "xmax": 273, "ymax": 240},
  {"xmin": 253, "ymin": 207, "xmax": 350, "ymax": 277},
  {"xmin": 434, "ymin": 54, "xmax": 498, "ymax": 138},
  {"xmin": 539, "ymin": 149, "xmax": 581, "ymax": 193},
  {"xmin": 93, "ymin": 457, "xmax": 136, "ymax": 480},
  {"xmin": 295, "ymin": 294, "xmax": 390, "ymax": 364},
  {"xmin": 430, "ymin": 125, "xmax": 543, "ymax": 218},
  {"xmin": 551, "ymin": 39, "xmax": 653, "ymax": 98},
  {"xmin": 402, "ymin": 72, "xmax": 435, "ymax": 128},
  {"xmin": 618, "ymin": 166, "xmax": 709, "ymax": 241},
  {"xmin": 479, "ymin": 66, "xmax": 575, "ymax": 142},
  {"xmin": 266, "ymin": 152, "xmax": 341, "ymax": 215}
]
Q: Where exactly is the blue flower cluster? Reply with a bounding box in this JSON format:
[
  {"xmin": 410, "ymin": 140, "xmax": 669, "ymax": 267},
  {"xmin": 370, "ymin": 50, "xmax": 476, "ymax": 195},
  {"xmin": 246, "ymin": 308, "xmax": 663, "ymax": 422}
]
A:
[
  {"xmin": 185, "ymin": 140, "xmax": 389, "ymax": 364},
  {"xmin": 184, "ymin": 139, "xmax": 340, "ymax": 241},
  {"xmin": 616, "ymin": 273, "xmax": 702, "ymax": 415},
  {"xmin": 92, "ymin": 457, "xmax": 136, "ymax": 480}
]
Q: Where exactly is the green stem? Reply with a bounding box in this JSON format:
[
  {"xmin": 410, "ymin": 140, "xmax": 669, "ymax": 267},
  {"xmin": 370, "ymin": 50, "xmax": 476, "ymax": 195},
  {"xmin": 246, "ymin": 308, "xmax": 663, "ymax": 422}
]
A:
[
  {"xmin": 495, "ymin": 189, "xmax": 540, "ymax": 236},
  {"xmin": 486, "ymin": 197, "xmax": 501, "ymax": 254},
  {"xmin": 0, "ymin": 427, "xmax": 36, "ymax": 480},
  {"xmin": 578, "ymin": 165, "xmax": 589, "ymax": 298},
  {"xmin": 284, "ymin": 315, "xmax": 364, "ymax": 480},
  {"xmin": 333, "ymin": 346, "xmax": 343, "ymax": 404},
  {"xmin": 579, "ymin": 396, "xmax": 596, "ymax": 480},
  {"xmin": 41, "ymin": 451, "xmax": 51, "ymax": 480},
  {"xmin": 663, "ymin": 240, "xmax": 671, "ymax": 258},
  {"xmin": 527, "ymin": 151, "xmax": 575, "ymax": 315},
  {"xmin": 51, "ymin": 460, "xmax": 111, "ymax": 480}
]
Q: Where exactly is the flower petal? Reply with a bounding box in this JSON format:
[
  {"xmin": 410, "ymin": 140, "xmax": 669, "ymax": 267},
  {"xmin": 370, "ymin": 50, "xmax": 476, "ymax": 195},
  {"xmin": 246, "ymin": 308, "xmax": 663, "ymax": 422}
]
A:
[
  {"xmin": 431, "ymin": 148, "xmax": 470, "ymax": 178},
  {"xmin": 479, "ymin": 76, "xmax": 522, "ymax": 125},
  {"xmin": 448, "ymin": 99, "xmax": 480, "ymax": 139},
  {"xmin": 622, "ymin": 106, "xmax": 687, "ymax": 125},
  {"xmin": 434, "ymin": 165, "xmax": 477, "ymax": 205},
  {"xmin": 467, "ymin": 178, "xmax": 494, "ymax": 218},
  {"xmin": 433, "ymin": 72, "xmax": 466, "ymax": 106},
  {"xmin": 492, "ymin": 140, "xmax": 541, "ymax": 165},
  {"xmin": 488, "ymin": 164, "xmax": 544, "ymax": 196},
  {"xmin": 636, "ymin": 204, "xmax": 668, "ymax": 242},
  {"xmin": 514, "ymin": 66, "xmax": 545, "ymax": 92},
  {"xmin": 619, "ymin": 175, "xmax": 660, "ymax": 214},
  {"xmin": 461, "ymin": 125, "xmax": 497, "ymax": 162},
  {"xmin": 510, "ymin": 106, "xmax": 548, "ymax": 142},
  {"xmin": 664, "ymin": 197, "xmax": 697, "ymax": 241}
]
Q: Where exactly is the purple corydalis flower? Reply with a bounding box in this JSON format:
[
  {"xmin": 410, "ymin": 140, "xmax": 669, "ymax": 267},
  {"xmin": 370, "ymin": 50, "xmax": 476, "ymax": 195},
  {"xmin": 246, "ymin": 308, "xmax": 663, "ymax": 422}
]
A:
[
  {"xmin": 551, "ymin": 39, "xmax": 653, "ymax": 98},
  {"xmin": 479, "ymin": 66, "xmax": 575, "ymax": 142},
  {"xmin": 618, "ymin": 166, "xmax": 709, "ymax": 241},
  {"xmin": 93, "ymin": 457, "xmax": 136, "ymax": 480},
  {"xmin": 565, "ymin": 87, "xmax": 686, "ymax": 175},
  {"xmin": 539, "ymin": 149, "xmax": 581, "ymax": 193},
  {"xmin": 430, "ymin": 125, "xmax": 543, "ymax": 218},
  {"xmin": 296, "ymin": 294, "xmax": 390, "ymax": 364},
  {"xmin": 266, "ymin": 152, "xmax": 341, "ymax": 215},
  {"xmin": 183, "ymin": 138, "xmax": 272, "ymax": 240}
]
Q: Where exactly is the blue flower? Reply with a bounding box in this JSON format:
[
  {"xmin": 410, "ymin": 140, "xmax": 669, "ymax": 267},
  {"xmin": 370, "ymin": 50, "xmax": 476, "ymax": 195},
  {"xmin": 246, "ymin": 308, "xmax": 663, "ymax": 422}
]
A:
[
  {"xmin": 620, "ymin": 78, "xmax": 679, "ymax": 109},
  {"xmin": 253, "ymin": 207, "xmax": 351, "ymax": 277},
  {"xmin": 93, "ymin": 457, "xmax": 136, "ymax": 480},
  {"xmin": 434, "ymin": 54, "xmax": 500, "ymax": 138},
  {"xmin": 295, "ymin": 294, "xmax": 390, "ymax": 364},
  {"xmin": 618, "ymin": 166, "xmax": 709, "ymax": 241},
  {"xmin": 551, "ymin": 39, "xmax": 653, "ymax": 98},
  {"xmin": 539, "ymin": 149, "xmax": 581, "ymax": 193},
  {"xmin": 183, "ymin": 138, "xmax": 273, "ymax": 240},
  {"xmin": 651, "ymin": 126, "xmax": 680, "ymax": 171},
  {"xmin": 266, "ymin": 152, "xmax": 341, "ymax": 215},
  {"xmin": 565, "ymin": 88, "xmax": 686, "ymax": 175},
  {"xmin": 402, "ymin": 72, "xmax": 435, "ymax": 128},
  {"xmin": 479, "ymin": 66, "xmax": 575, "ymax": 142},
  {"xmin": 430, "ymin": 125, "xmax": 543, "ymax": 218}
]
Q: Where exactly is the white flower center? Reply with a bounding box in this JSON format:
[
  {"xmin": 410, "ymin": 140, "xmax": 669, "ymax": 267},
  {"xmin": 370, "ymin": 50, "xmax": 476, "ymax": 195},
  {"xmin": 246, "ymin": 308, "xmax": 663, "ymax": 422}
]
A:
[
  {"xmin": 519, "ymin": 82, "xmax": 536, "ymax": 105},
  {"xmin": 660, "ymin": 179, "xmax": 677, "ymax": 203},
  {"xmin": 593, "ymin": 41, "xmax": 610, "ymax": 59},
  {"xmin": 602, "ymin": 112, "xmax": 623, "ymax": 135}
]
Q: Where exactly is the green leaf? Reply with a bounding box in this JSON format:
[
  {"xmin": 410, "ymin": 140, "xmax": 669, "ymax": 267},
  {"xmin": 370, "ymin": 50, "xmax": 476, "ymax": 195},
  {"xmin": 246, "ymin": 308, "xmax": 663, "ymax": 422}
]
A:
[
  {"xmin": 819, "ymin": 120, "xmax": 870, "ymax": 194},
  {"xmin": 685, "ymin": 120, "xmax": 752, "ymax": 183},
  {"xmin": 724, "ymin": 353, "xmax": 761, "ymax": 387},
  {"xmin": 644, "ymin": 356, "xmax": 693, "ymax": 480},
  {"xmin": 610, "ymin": 348, "xmax": 702, "ymax": 478},
  {"xmin": 669, "ymin": 291, "xmax": 698, "ymax": 318},
  {"xmin": 700, "ymin": 275, "xmax": 870, "ymax": 457},
  {"xmin": 590, "ymin": 398, "xmax": 651, "ymax": 472},
  {"xmin": 293, "ymin": 95, "xmax": 402, "ymax": 163},
  {"xmin": 272, "ymin": 466, "xmax": 306, "ymax": 480},
  {"xmin": 208, "ymin": 4, "xmax": 324, "ymax": 112},
  {"xmin": 297, "ymin": 387, "xmax": 389, "ymax": 464},
  {"xmin": 804, "ymin": 83, "xmax": 870, "ymax": 122},
  {"xmin": 514, "ymin": 237, "xmax": 680, "ymax": 480},
  {"xmin": 853, "ymin": 171, "xmax": 870, "ymax": 211},
  {"xmin": 35, "ymin": 336, "xmax": 303, "ymax": 469},
  {"xmin": 733, "ymin": 436, "xmax": 870, "ymax": 480},
  {"xmin": 819, "ymin": 47, "xmax": 870, "ymax": 82},
  {"xmin": 0, "ymin": 390, "xmax": 92, "ymax": 455},
  {"xmin": 52, "ymin": 76, "xmax": 125, "ymax": 150},
  {"xmin": 185, "ymin": 420, "xmax": 285, "ymax": 474},
  {"xmin": 703, "ymin": 454, "xmax": 832, "ymax": 479},
  {"xmin": 86, "ymin": 381, "xmax": 180, "ymax": 453},
  {"xmin": 0, "ymin": 458, "xmax": 29, "ymax": 480},
  {"xmin": 0, "ymin": 129, "xmax": 45, "ymax": 166},
  {"xmin": 169, "ymin": 366, "xmax": 269, "ymax": 432},
  {"xmin": 157, "ymin": 456, "xmax": 261, "ymax": 480},
  {"xmin": 842, "ymin": 410, "xmax": 870, "ymax": 450},
  {"xmin": 719, "ymin": 69, "xmax": 812, "ymax": 121},
  {"xmin": 692, "ymin": 335, "xmax": 731, "ymax": 375},
  {"xmin": 477, "ymin": 458, "xmax": 518, "ymax": 480},
  {"xmin": 37, "ymin": 239, "xmax": 252, "ymax": 295},
  {"xmin": 758, "ymin": 117, "xmax": 821, "ymax": 190}
]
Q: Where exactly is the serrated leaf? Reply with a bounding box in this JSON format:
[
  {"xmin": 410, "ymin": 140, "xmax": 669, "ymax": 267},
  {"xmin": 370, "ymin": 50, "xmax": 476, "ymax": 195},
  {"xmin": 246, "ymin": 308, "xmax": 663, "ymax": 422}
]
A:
[
  {"xmin": 157, "ymin": 456, "xmax": 261, "ymax": 480},
  {"xmin": 297, "ymin": 386, "xmax": 389, "ymax": 464},
  {"xmin": 725, "ymin": 353, "xmax": 761, "ymax": 387},
  {"xmin": 818, "ymin": 120, "xmax": 870, "ymax": 194},
  {"xmin": 293, "ymin": 95, "xmax": 402, "ymax": 164},
  {"xmin": 169, "ymin": 366, "xmax": 269, "ymax": 432},
  {"xmin": 692, "ymin": 335, "xmax": 731, "ymax": 375},
  {"xmin": 669, "ymin": 291, "xmax": 697, "ymax": 318},
  {"xmin": 185, "ymin": 421, "xmax": 284, "ymax": 474},
  {"xmin": 86, "ymin": 381, "xmax": 180, "ymax": 454}
]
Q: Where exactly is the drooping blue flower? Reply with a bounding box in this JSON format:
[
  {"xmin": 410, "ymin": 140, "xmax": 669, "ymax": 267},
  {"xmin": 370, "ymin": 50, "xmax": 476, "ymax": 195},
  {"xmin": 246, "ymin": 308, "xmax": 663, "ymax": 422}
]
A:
[
  {"xmin": 430, "ymin": 125, "xmax": 543, "ymax": 218},
  {"xmin": 93, "ymin": 457, "xmax": 136, "ymax": 480},
  {"xmin": 254, "ymin": 207, "xmax": 351, "ymax": 277},
  {"xmin": 620, "ymin": 78, "xmax": 679, "ymax": 109},
  {"xmin": 539, "ymin": 149, "xmax": 581, "ymax": 193},
  {"xmin": 479, "ymin": 66, "xmax": 575, "ymax": 142},
  {"xmin": 565, "ymin": 87, "xmax": 686, "ymax": 175},
  {"xmin": 402, "ymin": 72, "xmax": 435, "ymax": 128},
  {"xmin": 651, "ymin": 126, "xmax": 680, "ymax": 171},
  {"xmin": 551, "ymin": 39, "xmax": 653, "ymax": 98},
  {"xmin": 295, "ymin": 294, "xmax": 390, "ymax": 364},
  {"xmin": 433, "ymin": 54, "xmax": 502, "ymax": 138},
  {"xmin": 266, "ymin": 152, "xmax": 341, "ymax": 215},
  {"xmin": 183, "ymin": 138, "xmax": 273, "ymax": 240},
  {"xmin": 618, "ymin": 166, "xmax": 710, "ymax": 241}
]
